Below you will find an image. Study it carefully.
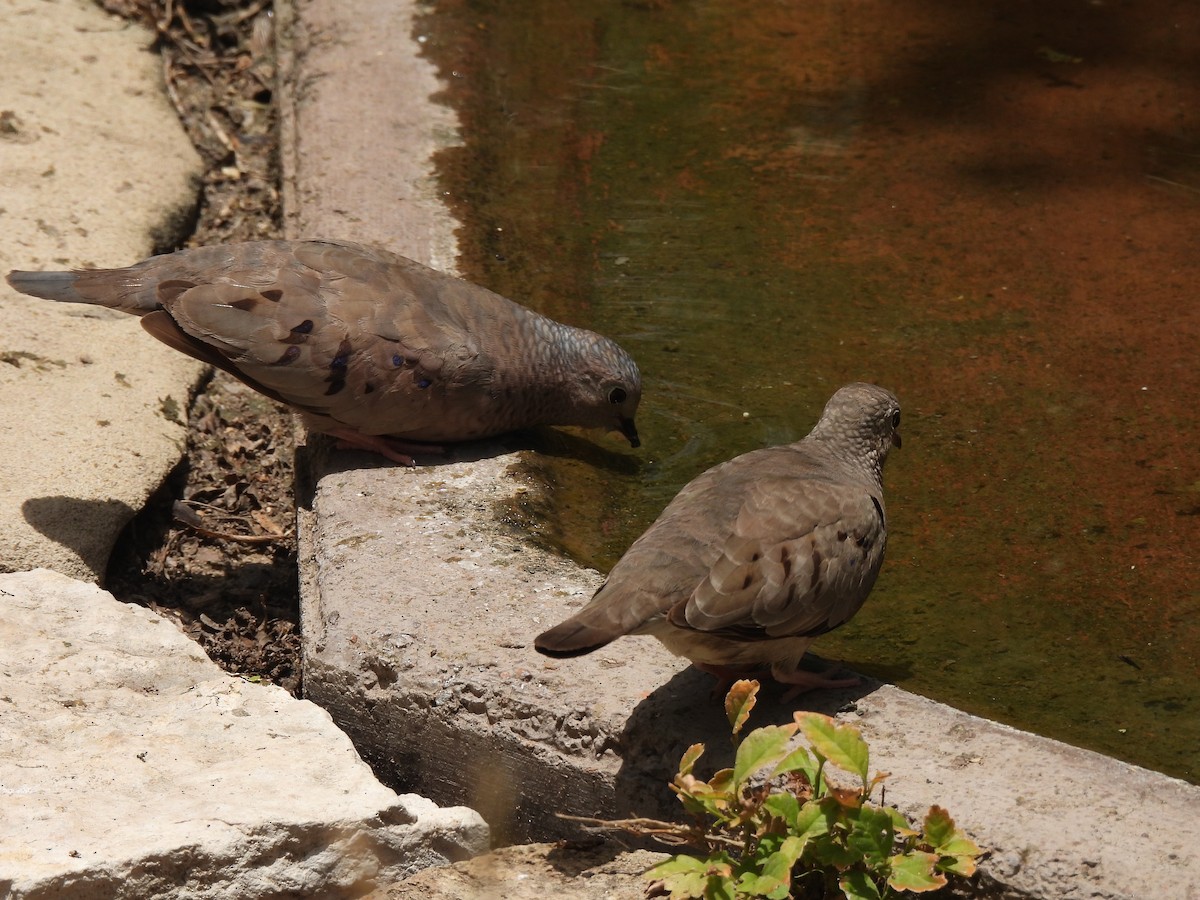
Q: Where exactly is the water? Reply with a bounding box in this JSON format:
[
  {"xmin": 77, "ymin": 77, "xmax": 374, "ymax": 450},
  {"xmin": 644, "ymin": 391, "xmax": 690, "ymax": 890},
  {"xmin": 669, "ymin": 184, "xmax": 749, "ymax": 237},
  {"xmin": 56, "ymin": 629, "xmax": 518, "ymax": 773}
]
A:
[{"xmin": 419, "ymin": 0, "xmax": 1200, "ymax": 782}]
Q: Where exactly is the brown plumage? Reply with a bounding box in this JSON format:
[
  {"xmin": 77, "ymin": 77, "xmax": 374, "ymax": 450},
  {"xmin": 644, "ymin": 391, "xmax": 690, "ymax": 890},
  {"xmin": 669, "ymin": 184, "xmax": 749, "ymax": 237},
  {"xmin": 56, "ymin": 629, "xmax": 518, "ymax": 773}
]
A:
[
  {"xmin": 6, "ymin": 240, "xmax": 642, "ymax": 463},
  {"xmin": 535, "ymin": 383, "xmax": 900, "ymax": 691}
]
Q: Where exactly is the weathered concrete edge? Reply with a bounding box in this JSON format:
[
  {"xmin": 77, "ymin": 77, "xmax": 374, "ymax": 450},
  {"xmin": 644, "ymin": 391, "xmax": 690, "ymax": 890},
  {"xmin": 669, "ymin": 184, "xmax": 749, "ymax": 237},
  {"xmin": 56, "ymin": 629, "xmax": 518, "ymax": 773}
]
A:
[
  {"xmin": 296, "ymin": 460, "xmax": 1200, "ymax": 900},
  {"xmin": 277, "ymin": 1, "xmax": 1200, "ymax": 898}
]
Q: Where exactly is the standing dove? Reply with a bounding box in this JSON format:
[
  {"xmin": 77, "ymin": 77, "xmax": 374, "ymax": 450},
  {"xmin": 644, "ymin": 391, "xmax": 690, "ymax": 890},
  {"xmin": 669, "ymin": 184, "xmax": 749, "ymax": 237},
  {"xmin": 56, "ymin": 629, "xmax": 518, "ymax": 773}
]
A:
[
  {"xmin": 6, "ymin": 240, "xmax": 642, "ymax": 463},
  {"xmin": 535, "ymin": 383, "xmax": 900, "ymax": 691}
]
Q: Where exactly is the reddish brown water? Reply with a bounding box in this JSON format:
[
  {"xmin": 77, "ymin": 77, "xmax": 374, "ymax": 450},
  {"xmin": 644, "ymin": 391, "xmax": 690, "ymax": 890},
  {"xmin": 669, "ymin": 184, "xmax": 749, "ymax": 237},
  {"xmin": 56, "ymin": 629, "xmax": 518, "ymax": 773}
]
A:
[{"xmin": 421, "ymin": 0, "xmax": 1200, "ymax": 781}]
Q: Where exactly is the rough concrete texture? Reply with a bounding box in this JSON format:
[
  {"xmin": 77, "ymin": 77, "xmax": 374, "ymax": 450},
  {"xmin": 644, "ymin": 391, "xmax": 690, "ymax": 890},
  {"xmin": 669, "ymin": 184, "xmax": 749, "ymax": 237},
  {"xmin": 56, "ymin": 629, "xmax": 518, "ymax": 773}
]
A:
[
  {"xmin": 277, "ymin": 0, "xmax": 461, "ymax": 269},
  {"xmin": 0, "ymin": 569, "xmax": 489, "ymax": 899},
  {"xmin": 283, "ymin": 0, "xmax": 1200, "ymax": 897},
  {"xmin": 0, "ymin": 0, "xmax": 206, "ymax": 581},
  {"xmin": 368, "ymin": 841, "xmax": 665, "ymax": 900},
  {"xmin": 297, "ymin": 454, "xmax": 678, "ymax": 839},
  {"xmin": 299, "ymin": 457, "xmax": 1200, "ymax": 898}
]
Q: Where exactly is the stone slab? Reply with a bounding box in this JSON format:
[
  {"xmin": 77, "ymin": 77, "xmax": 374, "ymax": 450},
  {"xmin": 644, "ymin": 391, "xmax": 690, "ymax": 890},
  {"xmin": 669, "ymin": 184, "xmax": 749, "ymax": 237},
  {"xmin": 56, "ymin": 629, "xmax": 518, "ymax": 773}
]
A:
[
  {"xmin": 0, "ymin": 569, "xmax": 489, "ymax": 899},
  {"xmin": 368, "ymin": 841, "xmax": 665, "ymax": 900},
  {"xmin": 0, "ymin": 0, "xmax": 206, "ymax": 581}
]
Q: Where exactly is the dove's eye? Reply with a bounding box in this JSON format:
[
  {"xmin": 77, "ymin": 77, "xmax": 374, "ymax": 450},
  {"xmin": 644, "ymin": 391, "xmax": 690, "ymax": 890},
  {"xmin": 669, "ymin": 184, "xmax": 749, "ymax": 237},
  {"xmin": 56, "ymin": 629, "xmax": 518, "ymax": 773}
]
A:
[
  {"xmin": 609, "ymin": 387, "xmax": 628, "ymax": 404},
  {"xmin": 891, "ymin": 410, "xmax": 901, "ymax": 428}
]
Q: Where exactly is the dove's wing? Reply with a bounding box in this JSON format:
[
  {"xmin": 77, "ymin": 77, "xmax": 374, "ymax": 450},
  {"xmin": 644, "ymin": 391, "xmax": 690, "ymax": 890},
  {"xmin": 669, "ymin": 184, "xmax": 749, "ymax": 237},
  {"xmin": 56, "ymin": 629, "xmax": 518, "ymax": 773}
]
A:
[
  {"xmin": 669, "ymin": 474, "xmax": 886, "ymax": 640},
  {"xmin": 535, "ymin": 443, "xmax": 887, "ymax": 657},
  {"xmin": 146, "ymin": 242, "xmax": 502, "ymax": 439}
]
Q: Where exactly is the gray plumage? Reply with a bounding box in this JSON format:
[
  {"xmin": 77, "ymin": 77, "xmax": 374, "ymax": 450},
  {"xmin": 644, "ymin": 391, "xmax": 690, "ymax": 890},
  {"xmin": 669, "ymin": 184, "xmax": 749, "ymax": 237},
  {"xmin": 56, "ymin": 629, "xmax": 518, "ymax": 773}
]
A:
[
  {"xmin": 535, "ymin": 383, "xmax": 900, "ymax": 690},
  {"xmin": 6, "ymin": 240, "xmax": 642, "ymax": 462}
]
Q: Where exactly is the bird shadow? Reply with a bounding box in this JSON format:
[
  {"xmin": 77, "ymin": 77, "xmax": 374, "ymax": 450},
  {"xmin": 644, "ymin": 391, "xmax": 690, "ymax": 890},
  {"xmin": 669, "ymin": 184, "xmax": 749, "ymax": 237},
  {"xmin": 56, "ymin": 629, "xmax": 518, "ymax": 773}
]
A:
[
  {"xmin": 295, "ymin": 426, "xmax": 641, "ymax": 511},
  {"xmin": 21, "ymin": 495, "xmax": 138, "ymax": 579},
  {"xmin": 610, "ymin": 661, "xmax": 887, "ymax": 823}
]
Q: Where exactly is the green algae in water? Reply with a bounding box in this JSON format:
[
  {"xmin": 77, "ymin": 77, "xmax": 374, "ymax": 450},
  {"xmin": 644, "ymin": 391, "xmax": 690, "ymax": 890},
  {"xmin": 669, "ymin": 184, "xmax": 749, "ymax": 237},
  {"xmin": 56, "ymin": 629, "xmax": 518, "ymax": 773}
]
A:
[{"xmin": 419, "ymin": 0, "xmax": 1200, "ymax": 782}]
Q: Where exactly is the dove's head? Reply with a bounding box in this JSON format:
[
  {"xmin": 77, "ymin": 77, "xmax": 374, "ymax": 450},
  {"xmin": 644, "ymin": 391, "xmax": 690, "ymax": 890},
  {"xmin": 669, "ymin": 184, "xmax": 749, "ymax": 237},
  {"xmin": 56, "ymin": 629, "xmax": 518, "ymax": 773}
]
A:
[
  {"xmin": 568, "ymin": 333, "xmax": 643, "ymax": 447},
  {"xmin": 809, "ymin": 383, "xmax": 901, "ymax": 476}
]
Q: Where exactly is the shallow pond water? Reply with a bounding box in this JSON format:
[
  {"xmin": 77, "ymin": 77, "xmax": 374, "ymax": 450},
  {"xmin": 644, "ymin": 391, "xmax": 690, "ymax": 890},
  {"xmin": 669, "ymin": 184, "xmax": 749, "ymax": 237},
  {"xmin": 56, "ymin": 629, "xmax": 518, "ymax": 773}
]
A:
[{"xmin": 420, "ymin": 0, "xmax": 1200, "ymax": 782}]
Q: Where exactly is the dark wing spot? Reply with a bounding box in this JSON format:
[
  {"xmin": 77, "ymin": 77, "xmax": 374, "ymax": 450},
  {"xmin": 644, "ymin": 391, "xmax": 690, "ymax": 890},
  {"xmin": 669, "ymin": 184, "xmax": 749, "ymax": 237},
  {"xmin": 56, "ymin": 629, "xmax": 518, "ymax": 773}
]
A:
[
  {"xmin": 364, "ymin": 382, "xmax": 376, "ymax": 394},
  {"xmin": 272, "ymin": 345, "xmax": 301, "ymax": 365},
  {"xmin": 742, "ymin": 572, "xmax": 754, "ymax": 590},
  {"xmin": 392, "ymin": 354, "xmax": 404, "ymax": 367},
  {"xmin": 809, "ymin": 549, "xmax": 823, "ymax": 592},
  {"xmin": 261, "ymin": 289, "xmax": 283, "ymax": 302},
  {"xmin": 325, "ymin": 377, "xmax": 346, "ymax": 396},
  {"xmin": 417, "ymin": 378, "xmax": 432, "ymax": 389},
  {"xmin": 750, "ymin": 551, "xmax": 761, "ymax": 562},
  {"xmin": 281, "ymin": 319, "xmax": 315, "ymax": 344},
  {"xmin": 779, "ymin": 545, "xmax": 792, "ymax": 578},
  {"xmin": 231, "ymin": 297, "xmax": 258, "ymax": 312},
  {"xmin": 837, "ymin": 530, "xmax": 848, "ymax": 542},
  {"xmin": 330, "ymin": 339, "xmax": 351, "ymax": 371}
]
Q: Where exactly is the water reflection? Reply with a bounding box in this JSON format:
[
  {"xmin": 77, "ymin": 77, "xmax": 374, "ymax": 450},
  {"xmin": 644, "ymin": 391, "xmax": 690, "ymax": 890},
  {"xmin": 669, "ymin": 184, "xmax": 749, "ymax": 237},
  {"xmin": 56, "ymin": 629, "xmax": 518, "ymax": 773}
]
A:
[{"xmin": 420, "ymin": 0, "xmax": 1200, "ymax": 781}]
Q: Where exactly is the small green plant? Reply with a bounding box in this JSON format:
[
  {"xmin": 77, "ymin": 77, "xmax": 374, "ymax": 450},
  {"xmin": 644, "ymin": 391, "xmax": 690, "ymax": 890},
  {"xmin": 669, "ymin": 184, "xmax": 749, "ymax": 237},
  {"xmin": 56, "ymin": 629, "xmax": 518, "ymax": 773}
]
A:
[{"xmin": 578, "ymin": 680, "xmax": 981, "ymax": 900}]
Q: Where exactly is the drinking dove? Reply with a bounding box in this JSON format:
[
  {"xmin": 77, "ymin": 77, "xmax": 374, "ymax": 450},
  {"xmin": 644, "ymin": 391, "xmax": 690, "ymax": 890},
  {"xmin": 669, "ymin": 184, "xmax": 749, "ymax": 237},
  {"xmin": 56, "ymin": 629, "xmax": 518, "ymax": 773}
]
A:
[
  {"xmin": 6, "ymin": 240, "xmax": 642, "ymax": 463},
  {"xmin": 535, "ymin": 383, "xmax": 900, "ymax": 691}
]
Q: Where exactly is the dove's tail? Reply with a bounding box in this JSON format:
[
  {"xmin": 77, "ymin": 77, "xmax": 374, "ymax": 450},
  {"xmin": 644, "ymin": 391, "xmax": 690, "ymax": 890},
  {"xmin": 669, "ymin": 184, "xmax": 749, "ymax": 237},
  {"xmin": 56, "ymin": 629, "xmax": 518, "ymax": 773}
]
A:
[
  {"xmin": 6, "ymin": 267, "xmax": 159, "ymax": 314},
  {"xmin": 6, "ymin": 270, "xmax": 89, "ymax": 303},
  {"xmin": 533, "ymin": 614, "xmax": 617, "ymax": 658},
  {"xmin": 534, "ymin": 588, "xmax": 646, "ymax": 658}
]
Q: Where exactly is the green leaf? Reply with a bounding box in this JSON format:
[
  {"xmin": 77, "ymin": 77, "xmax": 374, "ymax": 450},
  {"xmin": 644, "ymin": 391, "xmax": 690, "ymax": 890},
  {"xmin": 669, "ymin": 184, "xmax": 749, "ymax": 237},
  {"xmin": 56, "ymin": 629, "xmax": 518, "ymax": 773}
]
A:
[
  {"xmin": 921, "ymin": 805, "xmax": 955, "ymax": 847},
  {"xmin": 734, "ymin": 872, "xmax": 789, "ymax": 899},
  {"xmin": 678, "ymin": 742, "xmax": 706, "ymax": 778},
  {"xmin": 763, "ymin": 791, "xmax": 801, "ymax": 829},
  {"xmin": 806, "ymin": 797, "xmax": 861, "ymax": 868},
  {"xmin": 760, "ymin": 834, "xmax": 806, "ymax": 880},
  {"xmin": 648, "ymin": 854, "xmax": 742, "ymax": 900},
  {"xmin": 674, "ymin": 773, "xmax": 735, "ymax": 820},
  {"xmin": 887, "ymin": 851, "xmax": 948, "ymax": 893},
  {"xmin": 733, "ymin": 725, "xmax": 795, "ymax": 787},
  {"xmin": 725, "ymin": 679, "xmax": 759, "ymax": 736},
  {"xmin": 839, "ymin": 870, "xmax": 883, "ymax": 900},
  {"xmin": 923, "ymin": 805, "xmax": 981, "ymax": 876},
  {"xmin": 662, "ymin": 871, "xmax": 708, "ymax": 899},
  {"xmin": 847, "ymin": 806, "xmax": 896, "ymax": 869},
  {"xmin": 769, "ymin": 742, "xmax": 815, "ymax": 782},
  {"xmin": 883, "ymin": 805, "xmax": 916, "ymax": 837},
  {"xmin": 704, "ymin": 874, "xmax": 737, "ymax": 900},
  {"xmin": 795, "ymin": 712, "xmax": 870, "ymax": 787},
  {"xmin": 708, "ymin": 767, "xmax": 735, "ymax": 794},
  {"xmin": 937, "ymin": 853, "xmax": 979, "ymax": 878},
  {"xmin": 646, "ymin": 854, "xmax": 711, "ymax": 879},
  {"xmin": 793, "ymin": 799, "xmax": 832, "ymax": 842},
  {"xmin": 646, "ymin": 855, "xmax": 709, "ymax": 899}
]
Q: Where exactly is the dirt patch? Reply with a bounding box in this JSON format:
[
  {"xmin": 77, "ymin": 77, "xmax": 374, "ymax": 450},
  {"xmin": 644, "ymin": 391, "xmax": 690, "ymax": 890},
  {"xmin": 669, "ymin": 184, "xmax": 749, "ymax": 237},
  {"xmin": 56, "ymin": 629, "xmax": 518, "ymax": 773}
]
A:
[{"xmin": 101, "ymin": 0, "xmax": 300, "ymax": 695}]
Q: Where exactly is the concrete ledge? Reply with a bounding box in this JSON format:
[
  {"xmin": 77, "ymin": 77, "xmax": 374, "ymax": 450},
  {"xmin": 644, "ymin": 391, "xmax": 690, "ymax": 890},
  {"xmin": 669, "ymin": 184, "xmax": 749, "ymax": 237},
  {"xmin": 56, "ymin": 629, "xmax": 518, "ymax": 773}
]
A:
[{"xmin": 298, "ymin": 454, "xmax": 1200, "ymax": 899}]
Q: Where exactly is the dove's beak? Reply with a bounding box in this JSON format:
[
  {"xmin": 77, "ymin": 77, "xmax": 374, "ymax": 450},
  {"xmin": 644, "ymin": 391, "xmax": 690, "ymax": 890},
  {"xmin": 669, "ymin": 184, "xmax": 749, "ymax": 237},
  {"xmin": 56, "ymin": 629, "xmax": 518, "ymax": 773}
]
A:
[
  {"xmin": 891, "ymin": 430, "xmax": 902, "ymax": 449},
  {"xmin": 619, "ymin": 417, "xmax": 641, "ymax": 448}
]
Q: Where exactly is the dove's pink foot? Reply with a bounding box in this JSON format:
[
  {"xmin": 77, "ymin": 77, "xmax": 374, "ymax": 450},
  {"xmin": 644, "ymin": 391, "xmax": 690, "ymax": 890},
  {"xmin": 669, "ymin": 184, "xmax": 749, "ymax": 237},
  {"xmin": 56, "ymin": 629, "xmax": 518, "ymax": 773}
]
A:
[{"xmin": 325, "ymin": 427, "xmax": 446, "ymax": 466}]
